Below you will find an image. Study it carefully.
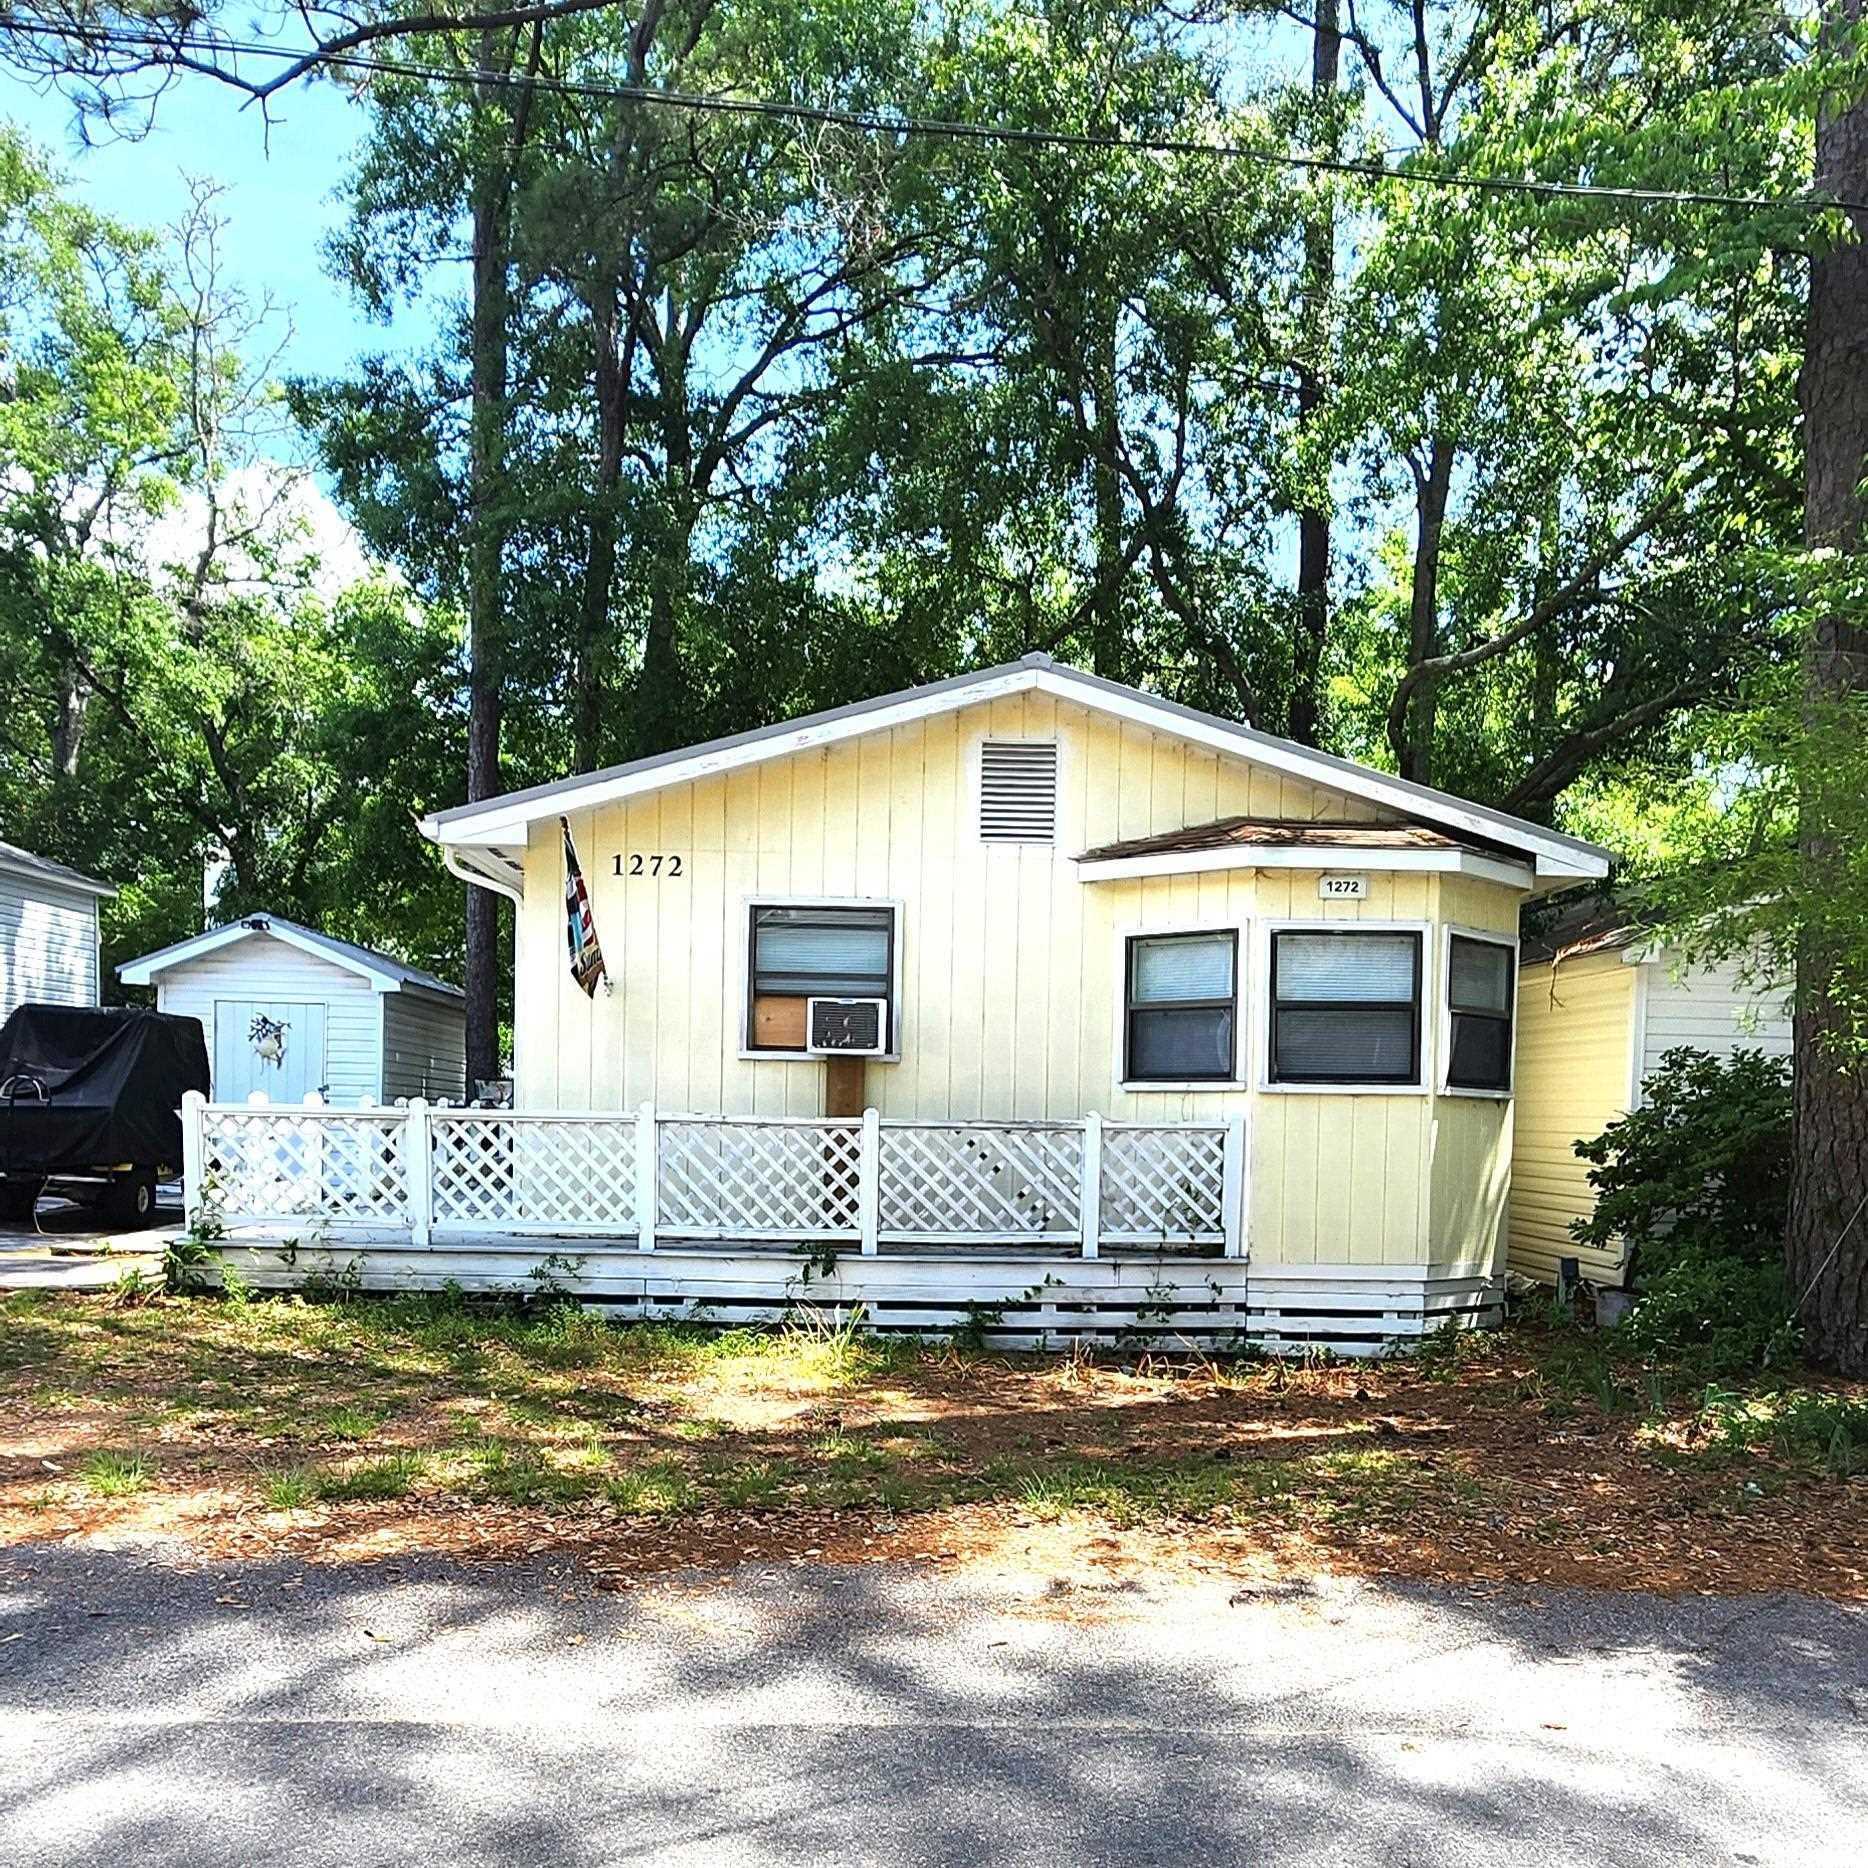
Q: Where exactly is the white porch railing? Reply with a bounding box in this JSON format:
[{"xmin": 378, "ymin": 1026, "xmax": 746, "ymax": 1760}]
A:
[{"xmin": 182, "ymin": 1093, "xmax": 1246, "ymax": 1259}]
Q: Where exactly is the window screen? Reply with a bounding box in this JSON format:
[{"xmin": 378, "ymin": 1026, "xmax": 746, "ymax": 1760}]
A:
[
  {"xmin": 1125, "ymin": 931, "xmax": 1237, "ymax": 1082},
  {"xmin": 1270, "ymin": 930, "xmax": 1421, "ymax": 1085},
  {"xmin": 1447, "ymin": 935, "xmax": 1514, "ymax": 1091},
  {"xmin": 748, "ymin": 904, "xmax": 894, "ymax": 1051}
]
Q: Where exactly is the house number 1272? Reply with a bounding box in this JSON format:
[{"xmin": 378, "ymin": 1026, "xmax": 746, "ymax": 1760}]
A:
[{"xmin": 615, "ymin": 853, "xmax": 684, "ymax": 877}]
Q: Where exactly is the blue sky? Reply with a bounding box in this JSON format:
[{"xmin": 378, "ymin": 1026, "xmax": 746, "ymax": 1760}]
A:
[{"xmin": 0, "ymin": 69, "xmax": 432, "ymax": 384}]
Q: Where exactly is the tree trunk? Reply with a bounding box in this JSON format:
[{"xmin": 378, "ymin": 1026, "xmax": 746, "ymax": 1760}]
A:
[
  {"xmin": 1788, "ymin": 3, "xmax": 1868, "ymax": 1373},
  {"xmin": 51, "ymin": 666, "xmax": 87, "ymax": 778},
  {"xmin": 634, "ymin": 296, "xmax": 693, "ymax": 759},
  {"xmin": 574, "ymin": 285, "xmax": 626, "ymax": 772},
  {"xmin": 1396, "ymin": 437, "xmax": 1453, "ymax": 783},
  {"xmin": 1288, "ymin": 0, "xmax": 1340, "ymax": 749},
  {"xmin": 1089, "ymin": 310, "xmax": 1127, "ymax": 682},
  {"xmin": 463, "ymin": 27, "xmax": 517, "ymax": 1093}
]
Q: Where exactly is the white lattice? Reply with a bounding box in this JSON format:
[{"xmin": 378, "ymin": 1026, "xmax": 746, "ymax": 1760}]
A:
[
  {"xmin": 1101, "ymin": 1125, "xmax": 1227, "ymax": 1243},
  {"xmin": 657, "ymin": 1120, "xmax": 862, "ymax": 1237},
  {"xmin": 430, "ymin": 1115, "xmax": 636, "ymax": 1230},
  {"xmin": 879, "ymin": 1123, "xmax": 1081, "ymax": 1238},
  {"xmin": 203, "ymin": 1110, "xmax": 408, "ymax": 1226}
]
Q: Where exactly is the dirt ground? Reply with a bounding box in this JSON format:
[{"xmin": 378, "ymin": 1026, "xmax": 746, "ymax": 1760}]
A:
[{"xmin": 2, "ymin": 1289, "xmax": 1864, "ymax": 1601}]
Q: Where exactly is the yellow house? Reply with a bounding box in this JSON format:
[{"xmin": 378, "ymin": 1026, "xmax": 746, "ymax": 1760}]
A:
[
  {"xmin": 187, "ymin": 656, "xmax": 1612, "ymax": 1350},
  {"xmin": 1509, "ymin": 899, "xmax": 1792, "ymax": 1288}
]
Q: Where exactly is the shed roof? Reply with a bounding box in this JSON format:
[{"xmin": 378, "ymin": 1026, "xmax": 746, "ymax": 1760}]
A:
[
  {"xmin": 0, "ymin": 840, "xmax": 117, "ymax": 899},
  {"xmin": 421, "ymin": 654, "xmax": 1613, "ymax": 887},
  {"xmin": 1519, "ymin": 890, "xmax": 1651, "ymax": 964},
  {"xmin": 118, "ymin": 914, "xmax": 463, "ymax": 1000}
]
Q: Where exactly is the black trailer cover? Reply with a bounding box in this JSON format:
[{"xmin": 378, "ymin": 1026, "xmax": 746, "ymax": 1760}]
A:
[{"xmin": 0, "ymin": 1006, "xmax": 209, "ymax": 1176}]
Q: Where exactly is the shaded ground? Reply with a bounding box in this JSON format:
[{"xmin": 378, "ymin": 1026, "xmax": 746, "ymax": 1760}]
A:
[
  {"xmin": 0, "ymin": 1544, "xmax": 1862, "ymax": 1867},
  {"xmin": 0, "ymin": 1200, "xmax": 172, "ymax": 1291},
  {"xmin": 1, "ymin": 1290, "xmax": 1864, "ymax": 1599}
]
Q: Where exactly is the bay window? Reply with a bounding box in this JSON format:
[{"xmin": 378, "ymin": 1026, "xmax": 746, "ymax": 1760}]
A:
[
  {"xmin": 1446, "ymin": 935, "xmax": 1515, "ymax": 1092},
  {"xmin": 1124, "ymin": 931, "xmax": 1238, "ymax": 1084}
]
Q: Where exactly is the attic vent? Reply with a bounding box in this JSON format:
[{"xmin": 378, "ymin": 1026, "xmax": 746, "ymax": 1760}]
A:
[{"xmin": 980, "ymin": 741, "xmax": 1059, "ymax": 844}]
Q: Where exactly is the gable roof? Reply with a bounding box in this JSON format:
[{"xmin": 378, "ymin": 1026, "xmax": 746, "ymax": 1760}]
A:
[
  {"xmin": 0, "ymin": 840, "xmax": 116, "ymax": 900},
  {"xmin": 421, "ymin": 654, "xmax": 1613, "ymax": 884},
  {"xmin": 118, "ymin": 913, "xmax": 464, "ymax": 1000}
]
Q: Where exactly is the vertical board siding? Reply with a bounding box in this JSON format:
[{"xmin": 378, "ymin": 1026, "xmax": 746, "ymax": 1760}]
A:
[
  {"xmin": 513, "ymin": 693, "xmax": 1524, "ymax": 1270},
  {"xmin": 153, "ymin": 937, "xmax": 384, "ymax": 1104},
  {"xmin": 380, "ymin": 991, "xmax": 469, "ymax": 1104},
  {"xmin": 1507, "ymin": 950, "xmax": 1637, "ymax": 1285},
  {"xmin": 0, "ymin": 874, "xmax": 99, "ymax": 1018}
]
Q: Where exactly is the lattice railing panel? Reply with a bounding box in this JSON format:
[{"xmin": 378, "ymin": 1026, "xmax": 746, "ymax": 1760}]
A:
[
  {"xmin": 203, "ymin": 1109, "xmax": 408, "ymax": 1226},
  {"xmin": 430, "ymin": 1115, "xmax": 636, "ymax": 1230},
  {"xmin": 1101, "ymin": 1124, "xmax": 1227, "ymax": 1243},
  {"xmin": 657, "ymin": 1120, "xmax": 862, "ymax": 1237},
  {"xmin": 879, "ymin": 1124, "xmax": 1081, "ymax": 1238}
]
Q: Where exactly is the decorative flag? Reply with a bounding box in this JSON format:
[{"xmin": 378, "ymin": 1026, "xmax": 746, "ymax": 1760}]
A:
[{"xmin": 561, "ymin": 816, "xmax": 607, "ymax": 998}]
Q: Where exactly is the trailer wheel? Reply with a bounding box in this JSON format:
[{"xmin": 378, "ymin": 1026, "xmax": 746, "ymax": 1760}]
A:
[
  {"xmin": 107, "ymin": 1171, "xmax": 157, "ymax": 1229},
  {"xmin": 0, "ymin": 1177, "xmax": 44, "ymax": 1224}
]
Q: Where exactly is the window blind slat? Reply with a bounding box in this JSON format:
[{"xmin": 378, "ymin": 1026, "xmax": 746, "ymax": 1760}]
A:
[
  {"xmin": 1131, "ymin": 934, "xmax": 1234, "ymax": 1004},
  {"xmin": 1276, "ymin": 932, "xmax": 1415, "ymax": 1001}
]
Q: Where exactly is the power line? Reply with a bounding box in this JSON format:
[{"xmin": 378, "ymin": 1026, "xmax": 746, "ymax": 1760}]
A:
[{"xmin": 23, "ymin": 18, "xmax": 1863, "ymax": 217}]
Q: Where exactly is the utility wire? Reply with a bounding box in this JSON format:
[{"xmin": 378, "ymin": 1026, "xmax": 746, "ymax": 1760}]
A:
[{"xmin": 26, "ymin": 18, "xmax": 1866, "ymax": 217}]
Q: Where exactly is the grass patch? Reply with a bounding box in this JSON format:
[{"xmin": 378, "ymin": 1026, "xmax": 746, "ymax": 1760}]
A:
[
  {"xmin": 317, "ymin": 1453, "xmax": 428, "ymax": 1502},
  {"xmin": 323, "ymin": 1404, "xmax": 383, "ymax": 1442},
  {"xmin": 605, "ymin": 1460, "xmax": 698, "ymax": 1518},
  {"xmin": 79, "ymin": 1449, "xmax": 151, "ymax": 1497},
  {"xmin": 260, "ymin": 1465, "xmax": 314, "ymax": 1510}
]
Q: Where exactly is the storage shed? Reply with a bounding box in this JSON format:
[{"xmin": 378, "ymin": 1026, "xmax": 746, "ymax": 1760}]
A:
[
  {"xmin": 0, "ymin": 841, "xmax": 115, "ymax": 1021},
  {"xmin": 118, "ymin": 914, "xmax": 467, "ymax": 1106},
  {"xmin": 1508, "ymin": 896, "xmax": 1792, "ymax": 1287}
]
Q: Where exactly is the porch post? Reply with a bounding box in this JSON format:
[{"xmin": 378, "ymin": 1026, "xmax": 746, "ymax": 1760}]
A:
[
  {"xmin": 635, "ymin": 1100, "xmax": 658, "ymax": 1253},
  {"xmin": 1079, "ymin": 1112, "xmax": 1103, "ymax": 1260},
  {"xmin": 406, "ymin": 1099, "xmax": 432, "ymax": 1247},
  {"xmin": 180, "ymin": 1089, "xmax": 205, "ymax": 1232},
  {"xmin": 858, "ymin": 1108, "xmax": 880, "ymax": 1255},
  {"xmin": 1222, "ymin": 1114, "xmax": 1247, "ymax": 1259}
]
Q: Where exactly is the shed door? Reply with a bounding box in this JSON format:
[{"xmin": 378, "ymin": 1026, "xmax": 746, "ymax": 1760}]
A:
[{"xmin": 213, "ymin": 1000, "xmax": 329, "ymax": 1105}]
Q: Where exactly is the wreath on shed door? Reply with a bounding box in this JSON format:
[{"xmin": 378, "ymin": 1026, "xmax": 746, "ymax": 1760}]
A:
[{"xmin": 248, "ymin": 1013, "xmax": 289, "ymax": 1067}]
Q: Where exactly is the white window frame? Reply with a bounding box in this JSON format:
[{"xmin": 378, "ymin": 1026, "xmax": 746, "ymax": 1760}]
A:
[
  {"xmin": 973, "ymin": 734, "xmax": 1065, "ymax": 849},
  {"xmin": 737, "ymin": 894, "xmax": 905, "ymax": 1064},
  {"xmin": 1439, "ymin": 924, "xmax": 1519, "ymax": 1100},
  {"xmin": 1256, "ymin": 918, "xmax": 1436, "ymax": 1096},
  {"xmin": 1113, "ymin": 918, "xmax": 1251, "ymax": 1093}
]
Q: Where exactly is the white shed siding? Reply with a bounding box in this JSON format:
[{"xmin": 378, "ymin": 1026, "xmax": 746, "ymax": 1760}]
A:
[
  {"xmin": 0, "ymin": 873, "xmax": 99, "ymax": 1018},
  {"xmin": 381, "ymin": 991, "xmax": 468, "ymax": 1103},
  {"xmin": 153, "ymin": 936, "xmax": 382, "ymax": 1103},
  {"xmin": 1637, "ymin": 949, "xmax": 1792, "ymax": 1092}
]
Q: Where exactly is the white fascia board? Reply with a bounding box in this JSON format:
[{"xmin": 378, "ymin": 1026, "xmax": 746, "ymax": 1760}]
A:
[
  {"xmin": 118, "ymin": 921, "xmax": 403, "ymax": 992},
  {"xmin": 424, "ymin": 669, "xmax": 1043, "ymax": 848},
  {"xmin": 422, "ymin": 660, "xmax": 1610, "ymax": 881},
  {"xmin": 0, "ymin": 854, "xmax": 118, "ymax": 899},
  {"xmin": 1076, "ymin": 845, "xmax": 1535, "ymax": 890}
]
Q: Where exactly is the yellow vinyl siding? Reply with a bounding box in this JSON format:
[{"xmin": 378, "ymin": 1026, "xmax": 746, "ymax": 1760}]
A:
[
  {"xmin": 1508, "ymin": 950, "xmax": 1637, "ymax": 1284},
  {"xmin": 515, "ymin": 691, "xmax": 1525, "ymax": 1271}
]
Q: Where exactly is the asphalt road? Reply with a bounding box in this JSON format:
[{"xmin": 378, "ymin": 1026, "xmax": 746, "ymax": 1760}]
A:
[{"xmin": 0, "ymin": 1545, "xmax": 1862, "ymax": 1866}]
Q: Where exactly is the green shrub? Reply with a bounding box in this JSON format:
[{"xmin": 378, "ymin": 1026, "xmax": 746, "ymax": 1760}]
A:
[
  {"xmin": 1573, "ymin": 1046, "xmax": 1791, "ymax": 1282},
  {"xmin": 1571, "ymin": 1047, "xmax": 1795, "ymax": 1373}
]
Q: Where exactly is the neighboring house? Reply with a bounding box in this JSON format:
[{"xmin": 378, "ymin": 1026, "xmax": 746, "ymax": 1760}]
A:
[
  {"xmin": 119, "ymin": 914, "xmax": 467, "ymax": 1106},
  {"xmin": 189, "ymin": 655, "xmax": 1613, "ymax": 1349},
  {"xmin": 0, "ymin": 842, "xmax": 115, "ymax": 1022},
  {"xmin": 1508, "ymin": 896, "xmax": 1792, "ymax": 1288}
]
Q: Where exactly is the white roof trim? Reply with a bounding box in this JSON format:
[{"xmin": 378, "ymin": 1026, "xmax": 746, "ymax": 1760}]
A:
[
  {"xmin": 1077, "ymin": 845, "xmax": 1536, "ymax": 890},
  {"xmin": 420, "ymin": 657, "xmax": 1612, "ymax": 882},
  {"xmin": 121, "ymin": 919, "xmax": 420, "ymax": 994},
  {"xmin": 0, "ymin": 849, "xmax": 117, "ymax": 899}
]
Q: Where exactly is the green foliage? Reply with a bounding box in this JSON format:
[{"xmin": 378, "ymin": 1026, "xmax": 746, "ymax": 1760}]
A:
[
  {"xmin": 1574, "ymin": 1047, "xmax": 1793, "ymax": 1278},
  {"xmin": 1574, "ymin": 1047, "xmax": 1796, "ymax": 1373},
  {"xmin": 78, "ymin": 1448, "xmax": 149, "ymax": 1496}
]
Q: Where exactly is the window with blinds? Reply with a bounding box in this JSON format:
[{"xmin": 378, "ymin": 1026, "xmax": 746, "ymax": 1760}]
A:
[
  {"xmin": 1446, "ymin": 935, "xmax": 1514, "ymax": 1090},
  {"xmin": 1270, "ymin": 929, "xmax": 1422, "ymax": 1085},
  {"xmin": 747, "ymin": 903, "xmax": 895, "ymax": 1053},
  {"xmin": 1124, "ymin": 931, "xmax": 1237, "ymax": 1083},
  {"xmin": 979, "ymin": 741, "xmax": 1059, "ymax": 843}
]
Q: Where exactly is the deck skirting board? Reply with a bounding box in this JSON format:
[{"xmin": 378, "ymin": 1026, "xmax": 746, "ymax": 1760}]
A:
[{"xmin": 208, "ymin": 1230, "xmax": 1502, "ymax": 1355}]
